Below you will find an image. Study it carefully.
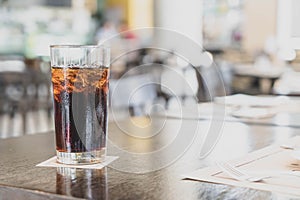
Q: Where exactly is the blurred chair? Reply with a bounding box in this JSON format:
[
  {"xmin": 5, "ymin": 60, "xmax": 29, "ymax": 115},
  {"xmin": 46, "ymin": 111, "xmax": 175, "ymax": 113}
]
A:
[
  {"xmin": 159, "ymin": 51, "xmax": 231, "ymax": 106},
  {"xmin": 160, "ymin": 63, "xmax": 229, "ymax": 106},
  {"xmin": 0, "ymin": 58, "xmax": 53, "ymax": 138},
  {"xmin": 160, "ymin": 65, "xmax": 198, "ymax": 108},
  {"xmin": 0, "ymin": 70, "xmax": 30, "ymax": 136},
  {"xmin": 110, "ymin": 73, "xmax": 158, "ymax": 117},
  {"xmin": 193, "ymin": 64, "xmax": 232, "ymax": 102},
  {"xmin": 25, "ymin": 59, "xmax": 53, "ymax": 118}
]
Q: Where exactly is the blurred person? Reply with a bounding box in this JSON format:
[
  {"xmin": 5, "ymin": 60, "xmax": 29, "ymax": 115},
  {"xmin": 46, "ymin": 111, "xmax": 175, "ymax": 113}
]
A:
[
  {"xmin": 95, "ymin": 21, "xmax": 117, "ymax": 44},
  {"xmin": 118, "ymin": 20, "xmax": 137, "ymax": 40}
]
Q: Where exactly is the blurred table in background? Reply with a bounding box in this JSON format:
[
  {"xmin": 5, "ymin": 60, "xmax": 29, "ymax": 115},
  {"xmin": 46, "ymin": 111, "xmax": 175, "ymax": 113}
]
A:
[
  {"xmin": 157, "ymin": 95, "xmax": 300, "ymax": 129},
  {"xmin": 232, "ymin": 64, "xmax": 285, "ymax": 94}
]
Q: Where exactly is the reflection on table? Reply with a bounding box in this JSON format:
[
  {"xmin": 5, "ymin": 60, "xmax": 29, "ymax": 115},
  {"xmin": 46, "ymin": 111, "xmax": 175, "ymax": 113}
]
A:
[{"xmin": 56, "ymin": 168, "xmax": 107, "ymax": 200}]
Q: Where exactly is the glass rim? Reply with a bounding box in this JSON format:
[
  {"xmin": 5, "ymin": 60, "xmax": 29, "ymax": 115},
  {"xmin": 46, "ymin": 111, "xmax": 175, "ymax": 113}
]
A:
[{"xmin": 50, "ymin": 44, "xmax": 110, "ymax": 50}]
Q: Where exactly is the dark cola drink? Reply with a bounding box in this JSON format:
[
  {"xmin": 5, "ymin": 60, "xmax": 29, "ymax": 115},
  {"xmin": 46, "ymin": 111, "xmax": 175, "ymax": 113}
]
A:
[{"xmin": 51, "ymin": 66, "xmax": 109, "ymax": 164}]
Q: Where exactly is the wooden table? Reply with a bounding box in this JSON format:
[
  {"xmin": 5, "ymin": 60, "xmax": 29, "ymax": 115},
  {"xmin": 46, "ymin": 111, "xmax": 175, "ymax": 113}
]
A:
[{"xmin": 1, "ymin": 116, "xmax": 300, "ymax": 199}]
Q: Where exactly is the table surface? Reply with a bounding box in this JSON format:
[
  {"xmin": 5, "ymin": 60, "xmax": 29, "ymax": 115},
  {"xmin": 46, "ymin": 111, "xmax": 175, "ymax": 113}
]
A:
[{"xmin": 1, "ymin": 110, "xmax": 300, "ymax": 199}]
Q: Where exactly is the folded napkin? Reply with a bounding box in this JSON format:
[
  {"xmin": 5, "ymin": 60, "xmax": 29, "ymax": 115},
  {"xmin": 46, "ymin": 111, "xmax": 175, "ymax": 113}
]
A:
[{"xmin": 184, "ymin": 136, "xmax": 300, "ymax": 197}]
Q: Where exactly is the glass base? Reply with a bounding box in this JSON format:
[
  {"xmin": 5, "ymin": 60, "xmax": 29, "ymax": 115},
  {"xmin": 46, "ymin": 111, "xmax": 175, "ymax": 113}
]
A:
[{"xmin": 56, "ymin": 149, "xmax": 106, "ymax": 165}]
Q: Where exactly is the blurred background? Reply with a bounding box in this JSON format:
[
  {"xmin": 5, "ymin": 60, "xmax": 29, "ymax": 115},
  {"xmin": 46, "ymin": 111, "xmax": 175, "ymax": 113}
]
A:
[{"xmin": 1, "ymin": 0, "xmax": 300, "ymax": 138}]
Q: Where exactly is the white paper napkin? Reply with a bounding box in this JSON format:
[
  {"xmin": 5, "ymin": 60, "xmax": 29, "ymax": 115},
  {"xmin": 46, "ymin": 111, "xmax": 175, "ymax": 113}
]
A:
[{"xmin": 36, "ymin": 156, "xmax": 118, "ymax": 169}]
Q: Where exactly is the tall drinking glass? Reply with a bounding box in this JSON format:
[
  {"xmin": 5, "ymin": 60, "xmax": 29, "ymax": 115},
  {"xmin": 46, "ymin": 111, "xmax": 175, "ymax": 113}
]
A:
[{"xmin": 50, "ymin": 45, "xmax": 110, "ymax": 164}]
